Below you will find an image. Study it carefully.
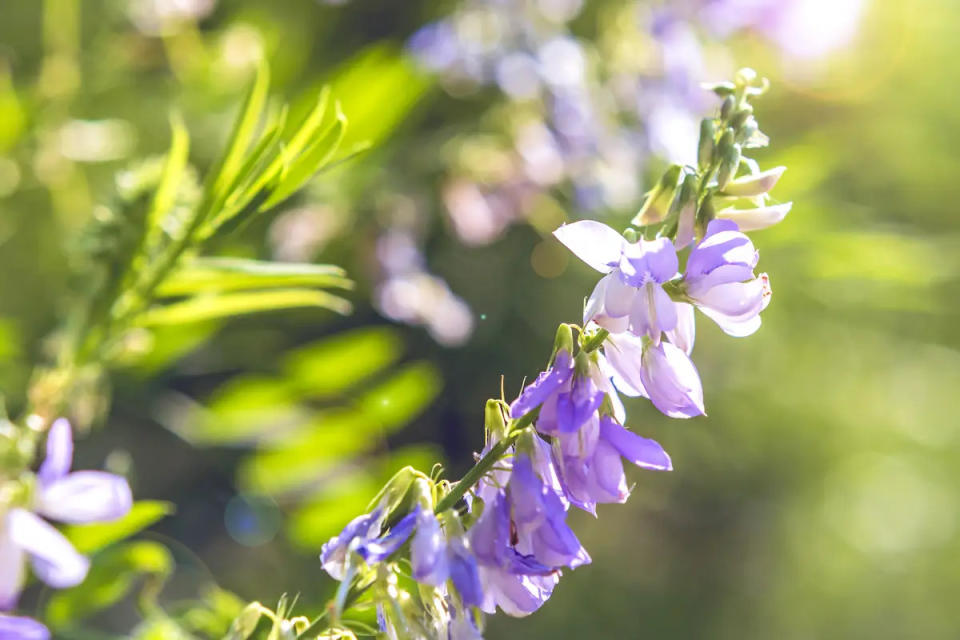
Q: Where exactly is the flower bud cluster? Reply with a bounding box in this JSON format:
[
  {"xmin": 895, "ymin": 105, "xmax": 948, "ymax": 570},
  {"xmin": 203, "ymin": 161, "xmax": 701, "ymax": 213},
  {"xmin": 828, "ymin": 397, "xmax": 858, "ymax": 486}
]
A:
[{"xmin": 319, "ymin": 72, "xmax": 786, "ymax": 638}]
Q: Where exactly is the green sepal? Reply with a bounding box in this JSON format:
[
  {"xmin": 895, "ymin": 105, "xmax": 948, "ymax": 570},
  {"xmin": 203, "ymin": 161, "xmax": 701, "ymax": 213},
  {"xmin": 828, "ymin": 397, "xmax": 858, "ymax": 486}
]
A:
[
  {"xmin": 697, "ymin": 118, "xmax": 716, "ymax": 169},
  {"xmin": 632, "ymin": 164, "xmax": 682, "ymax": 226}
]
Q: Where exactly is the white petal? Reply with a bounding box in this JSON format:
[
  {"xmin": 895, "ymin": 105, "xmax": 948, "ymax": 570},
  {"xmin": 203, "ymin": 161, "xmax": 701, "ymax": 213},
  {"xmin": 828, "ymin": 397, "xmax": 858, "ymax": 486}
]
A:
[
  {"xmin": 603, "ymin": 274, "xmax": 637, "ymax": 318},
  {"xmin": 0, "ymin": 523, "xmax": 26, "ymax": 610},
  {"xmin": 7, "ymin": 509, "xmax": 89, "ymax": 589},
  {"xmin": 602, "ymin": 333, "xmax": 648, "ymax": 397},
  {"xmin": 583, "ymin": 274, "xmax": 610, "ymax": 324},
  {"xmin": 37, "ymin": 471, "xmax": 132, "ymax": 524},
  {"xmin": 553, "ymin": 221, "xmax": 623, "ymax": 273},
  {"xmin": 666, "ymin": 302, "xmax": 696, "ymax": 355},
  {"xmin": 715, "ymin": 202, "xmax": 792, "ymax": 231}
]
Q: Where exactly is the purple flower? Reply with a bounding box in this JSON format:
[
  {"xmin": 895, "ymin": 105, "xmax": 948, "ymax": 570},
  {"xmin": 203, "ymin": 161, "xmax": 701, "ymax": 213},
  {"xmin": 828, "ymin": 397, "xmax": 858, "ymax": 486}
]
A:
[
  {"xmin": 510, "ymin": 350, "xmax": 575, "ymax": 419},
  {"xmin": 470, "ymin": 494, "xmax": 558, "ymax": 617},
  {"xmin": 553, "ymin": 221, "xmax": 680, "ymax": 340},
  {"xmin": 508, "ymin": 454, "xmax": 590, "ymax": 570},
  {"xmin": 682, "ymin": 219, "xmax": 772, "ymax": 337},
  {"xmin": 0, "ymin": 419, "xmax": 132, "ymax": 610},
  {"xmin": 411, "ymin": 508, "xmax": 484, "ymax": 608},
  {"xmin": 321, "ymin": 507, "xmax": 416, "ymax": 580},
  {"xmin": 555, "ymin": 416, "xmax": 672, "ymax": 514},
  {"xmin": 0, "ymin": 614, "xmax": 49, "ymax": 640},
  {"xmin": 604, "ymin": 332, "xmax": 705, "ymax": 419},
  {"xmin": 320, "ymin": 508, "xmax": 385, "ymax": 580}
]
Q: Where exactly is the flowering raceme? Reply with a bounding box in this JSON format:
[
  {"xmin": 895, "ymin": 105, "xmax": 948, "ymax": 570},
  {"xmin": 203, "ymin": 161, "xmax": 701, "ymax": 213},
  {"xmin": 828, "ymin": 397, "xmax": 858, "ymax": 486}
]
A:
[{"xmin": 317, "ymin": 69, "xmax": 787, "ymax": 639}]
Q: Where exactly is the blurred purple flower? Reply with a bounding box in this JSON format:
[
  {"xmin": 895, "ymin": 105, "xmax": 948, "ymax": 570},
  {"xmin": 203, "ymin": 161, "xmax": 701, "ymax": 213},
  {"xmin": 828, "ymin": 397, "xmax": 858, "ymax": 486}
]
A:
[
  {"xmin": 0, "ymin": 419, "xmax": 131, "ymax": 610},
  {"xmin": 0, "ymin": 614, "xmax": 49, "ymax": 640},
  {"xmin": 320, "ymin": 507, "xmax": 417, "ymax": 581}
]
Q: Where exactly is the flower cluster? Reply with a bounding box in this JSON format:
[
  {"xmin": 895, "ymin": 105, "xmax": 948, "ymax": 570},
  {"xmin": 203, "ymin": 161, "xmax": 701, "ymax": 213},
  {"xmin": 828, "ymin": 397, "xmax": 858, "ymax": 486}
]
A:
[
  {"xmin": 318, "ymin": 70, "xmax": 788, "ymax": 638},
  {"xmin": 0, "ymin": 419, "xmax": 132, "ymax": 639},
  {"xmin": 407, "ymin": 0, "xmax": 846, "ymax": 245}
]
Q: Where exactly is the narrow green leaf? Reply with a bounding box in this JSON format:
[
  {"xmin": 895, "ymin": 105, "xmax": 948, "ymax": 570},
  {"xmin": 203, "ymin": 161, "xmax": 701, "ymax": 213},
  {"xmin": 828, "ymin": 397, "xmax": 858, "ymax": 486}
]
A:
[
  {"xmin": 64, "ymin": 501, "xmax": 174, "ymax": 555},
  {"xmin": 157, "ymin": 258, "xmax": 352, "ymax": 297},
  {"xmin": 207, "ymin": 61, "xmax": 270, "ymax": 207},
  {"xmin": 138, "ymin": 288, "xmax": 352, "ymax": 326},
  {"xmin": 200, "ymin": 106, "xmax": 288, "ymax": 239},
  {"xmin": 260, "ymin": 103, "xmax": 346, "ymax": 210},
  {"xmin": 45, "ymin": 541, "xmax": 174, "ymax": 629},
  {"xmin": 146, "ymin": 113, "xmax": 190, "ymax": 243}
]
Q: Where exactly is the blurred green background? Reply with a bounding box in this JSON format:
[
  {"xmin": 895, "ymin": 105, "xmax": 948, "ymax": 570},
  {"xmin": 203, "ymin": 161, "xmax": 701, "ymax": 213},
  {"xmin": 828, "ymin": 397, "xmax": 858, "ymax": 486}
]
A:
[{"xmin": 1, "ymin": 0, "xmax": 958, "ymax": 637}]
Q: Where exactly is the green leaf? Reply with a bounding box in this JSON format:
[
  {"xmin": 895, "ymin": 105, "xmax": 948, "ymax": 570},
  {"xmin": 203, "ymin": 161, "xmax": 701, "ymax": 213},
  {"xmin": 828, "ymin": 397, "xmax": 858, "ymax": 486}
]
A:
[
  {"xmin": 157, "ymin": 258, "xmax": 352, "ymax": 297},
  {"xmin": 138, "ymin": 288, "xmax": 352, "ymax": 325},
  {"xmin": 45, "ymin": 541, "xmax": 173, "ymax": 629},
  {"xmin": 146, "ymin": 113, "xmax": 190, "ymax": 246},
  {"xmin": 237, "ymin": 362, "xmax": 441, "ymax": 494},
  {"xmin": 260, "ymin": 102, "xmax": 346, "ymax": 210},
  {"xmin": 169, "ymin": 375, "xmax": 308, "ymax": 445},
  {"xmin": 207, "ymin": 61, "xmax": 271, "ymax": 207},
  {"xmin": 200, "ymin": 106, "xmax": 289, "ymax": 239},
  {"xmin": 64, "ymin": 501, "xmax": 174, "ymax": 555},
  {"xmin": 326, "ymin": 46, "xmax": 430, "ymax": 149},
  {"xmin": 282, "ymin": 327, "xmax": 404, "ymax": 397}
]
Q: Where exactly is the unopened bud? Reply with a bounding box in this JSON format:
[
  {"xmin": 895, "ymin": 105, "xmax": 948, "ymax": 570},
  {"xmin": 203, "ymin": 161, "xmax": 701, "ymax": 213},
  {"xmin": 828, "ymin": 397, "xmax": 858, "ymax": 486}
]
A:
[
  {"xmin": 715, "ymin": 130, "xmax": 741, "ymax": 190},
  {"xmin": 731, "ymin": 107, "xmax": 752, "ymax": 130},
  {"xmin": 695, "ymin": 195, "xmax": 716, "ymax": 233},
  {"xmin": 719, "ymin": 166, "xmax": 786, "ymax": 197},
  {"xmin": 735, "ymin": 67, "xmax": 758, "ymax": 87},
  {"xmin": 485, "ymin": 399, "xmax": 508, "ymax": 439},
  {"xmin": 552, "ymin": 324, "xmax": 575, "ymax": 360},
  {"xmin": 674, "ymin": 173, "xmax": 699, "ymax": 248},
  {"xmin": 226, "ymin": 602, "xmax": 266, "ymax": 640},
  {"xmin": 700, "ymin": 81, "xmax": 736, "ymax": 97},
  {"xmin": 736, "ymin": 117, "xmax": 759, "ymax": 145},
  {"xmin": 632, "ymin": 164, "xmax": 681, "ymax": 226},
  {"xmin": 697, "ymin": 118, "xmax": 715, "ymax": 169},
  {"xmin": 720, "ymin": 95, "xmax": 736, "ymax": 120}
]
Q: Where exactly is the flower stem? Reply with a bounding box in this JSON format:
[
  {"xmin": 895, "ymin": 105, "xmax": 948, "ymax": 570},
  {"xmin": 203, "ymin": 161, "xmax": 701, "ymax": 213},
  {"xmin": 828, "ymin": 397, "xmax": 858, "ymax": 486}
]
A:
[{"xmin": 434, "ymin": 409, "xmax": 538, "ymax": 514}]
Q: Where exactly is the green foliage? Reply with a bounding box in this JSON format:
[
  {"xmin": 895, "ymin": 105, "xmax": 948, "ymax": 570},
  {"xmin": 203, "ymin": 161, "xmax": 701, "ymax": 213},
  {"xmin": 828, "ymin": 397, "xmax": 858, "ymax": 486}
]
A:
[
  {"xmin": 159, "ymin": 327, "xmax": 443, "ymax": 548},
  {"xmin": 64, "ymin": 500, "xmax": 175, "ymax": 555},
  {"xmin": 45, "ymin": 541, "xmax": 173, "ymax": 630}
]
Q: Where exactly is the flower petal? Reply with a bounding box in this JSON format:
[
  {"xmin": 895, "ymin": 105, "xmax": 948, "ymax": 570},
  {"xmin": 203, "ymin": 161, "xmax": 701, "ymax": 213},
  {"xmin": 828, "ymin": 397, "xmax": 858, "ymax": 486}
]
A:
[
  {"xmin": 510, "ymin": 350, "xmax": 574, "ymax": 418},
  {"xmin": 37, "ymin": 471, "xmax": 132, "ymax": 525},
  {"xmin": 602, "ymin": 274, "xmax": 636, "ymax": 318},
  {"xmin": 0, "ymin": 525, "xmax": 26, "ymax": 611},
  {"xmin": 7, "ymin": 509, "xmax": 89, "ymax": 589},
  {"xmin": 599, "ymin": 417, "xmax": 672, "ymax": 471},
  {"xmin": 666, "ymin": 302, "xmax": 696, "ymax": 355},
  {"xmin": 0, "ymin": 614, "xmax": 50, "ymax": 640},
  {"xmin": 639, "ymin": 342, "xmax": 705, "ymax": 419},
  {"xmin": 552, "ymin": 221, "xmax": 624, "ymax": 273},
  {"xmin": 715, "ymin": 202, "xmax": 791, "ymax": 231},
  {"xmin": 449, "ymin": 538, "xmax": 484, "ymax": 607},
  {"xmin": 357, "ymin": 510, "xmax": 417, "ymax": 565},
  {"xmin": 411, "ymin": 508, "xmax": 449, "ymax": 586},
  {"xmin": 38, "ymin": 418, "xmax": 73, "ymax": 485}
]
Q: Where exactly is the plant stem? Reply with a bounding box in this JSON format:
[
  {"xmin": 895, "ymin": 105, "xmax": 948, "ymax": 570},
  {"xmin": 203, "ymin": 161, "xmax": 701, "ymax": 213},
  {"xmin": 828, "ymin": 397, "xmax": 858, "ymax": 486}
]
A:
[{"xmin": 434, "ymin": 409, "xmax": 538, "ymax": 514}]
